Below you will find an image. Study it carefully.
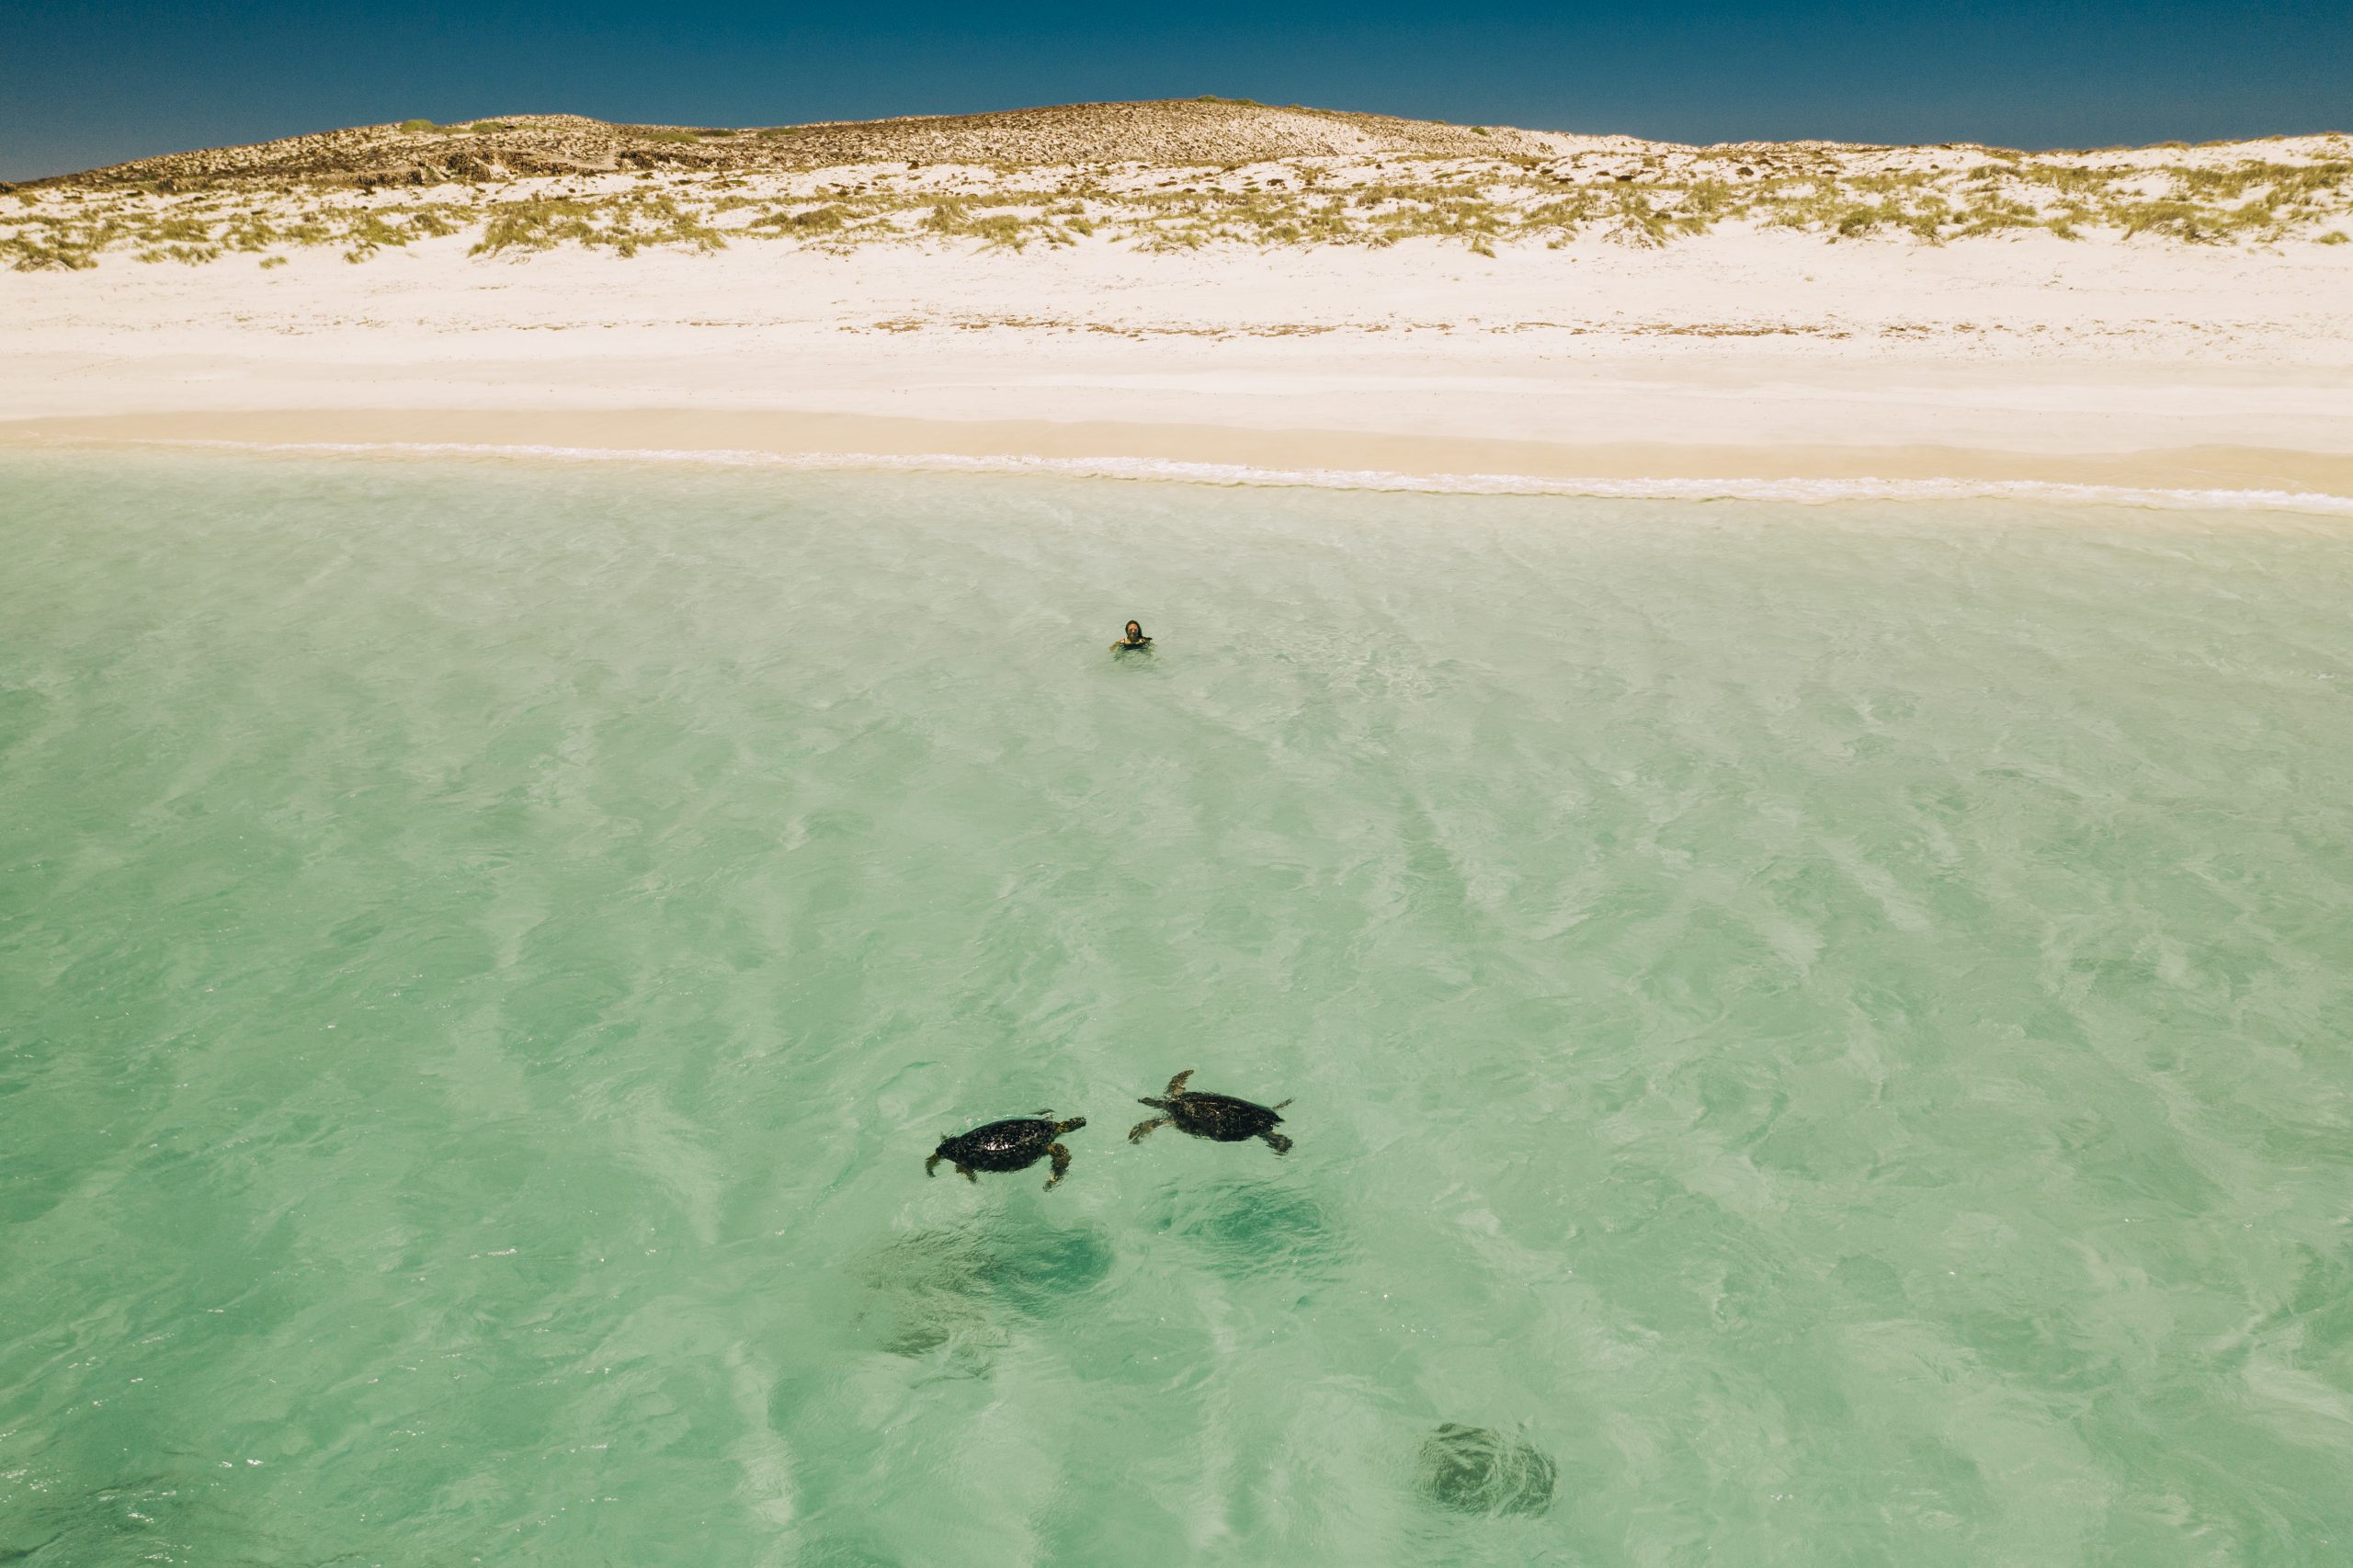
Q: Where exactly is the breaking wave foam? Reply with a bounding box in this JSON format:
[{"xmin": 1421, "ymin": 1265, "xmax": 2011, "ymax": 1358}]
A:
[{"xmin": 68, "ymin": 436, "xmax": 2353, "ymax": 517}]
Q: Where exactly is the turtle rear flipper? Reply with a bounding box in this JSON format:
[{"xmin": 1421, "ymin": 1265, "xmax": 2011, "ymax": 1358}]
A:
[{"xmin": 1263, "ymin": 1131, "xmax": 1293, "ymax": 1155}]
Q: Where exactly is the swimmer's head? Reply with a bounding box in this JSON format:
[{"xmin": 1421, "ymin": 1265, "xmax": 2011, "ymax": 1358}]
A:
[{"xmin": 1125, "ymin": 621, "xmax": 1144, "ymax": 641}]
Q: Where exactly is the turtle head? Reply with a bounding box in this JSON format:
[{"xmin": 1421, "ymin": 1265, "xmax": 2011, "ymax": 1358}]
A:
[
  {"xmin": 1057, "ymin": 1116, "xmax": 1088, "ymax": 1134},
  {"xmin": 1136, "ymin": 1096, "xmax": 1170, "ymax": 1110}
]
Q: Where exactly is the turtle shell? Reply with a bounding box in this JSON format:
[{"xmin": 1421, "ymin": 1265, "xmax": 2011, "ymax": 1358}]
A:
[
  {"xmin": 937, "ymin": 1118, "xmax": 1056, "ymax": 1172},
  {"xmin": 1170, "ymin": 1092, "xmax": 1284, "ymax": 1142}
]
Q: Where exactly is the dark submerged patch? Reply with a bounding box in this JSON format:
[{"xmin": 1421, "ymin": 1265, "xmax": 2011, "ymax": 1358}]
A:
[
  {"xmin": 1415, "ymin": 1423, "xmax": 1557, "ymax": 1517},
  {"xmin": 1147, "ymin": 1180, "xmax": 1345, "ymax": 1279}
]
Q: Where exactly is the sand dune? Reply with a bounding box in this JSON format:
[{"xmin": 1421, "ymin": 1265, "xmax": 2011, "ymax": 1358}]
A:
[{"xmin": 15, "ymin": 101, "xmax": 1601, "ymax": 191}]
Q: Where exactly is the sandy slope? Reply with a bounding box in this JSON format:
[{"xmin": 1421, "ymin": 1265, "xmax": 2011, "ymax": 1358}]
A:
[{"xmin": 7, "ymin": 221, "xmax": 2350, "ymax": 496}]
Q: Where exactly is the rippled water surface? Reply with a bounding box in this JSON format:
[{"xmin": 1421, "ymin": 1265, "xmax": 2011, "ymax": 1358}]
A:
[{"xmin": 4, "ymin": 450, "xmax": 2351, "ymax": 1566}]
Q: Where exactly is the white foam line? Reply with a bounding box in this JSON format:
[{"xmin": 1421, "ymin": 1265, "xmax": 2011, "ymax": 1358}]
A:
[{"xmin": 38, "ymin": 434, "xmax": 2353, "ymax": 517}]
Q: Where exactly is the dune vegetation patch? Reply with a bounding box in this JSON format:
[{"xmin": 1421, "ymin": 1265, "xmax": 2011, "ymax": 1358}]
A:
[
  {"xmin": 468, "ymin": 192, "xmax": 726, "ymax": 256},
  {"xmin": 0, "ymin": 191, "xmax": 483, "ymax": 268},
  {"xmin": 6, "ymin": 119, "xmax": 2348, "ymax": 269}
]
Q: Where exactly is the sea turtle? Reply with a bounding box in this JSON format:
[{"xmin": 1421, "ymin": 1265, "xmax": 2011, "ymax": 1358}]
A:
[
  {"xmin": 1128, "ymin": 1070, "xmax": 1292, "ymax": 1154},
  {"xmin": 926, "ymin": 1112, "xmax": 1087, "ymax": 1189}
]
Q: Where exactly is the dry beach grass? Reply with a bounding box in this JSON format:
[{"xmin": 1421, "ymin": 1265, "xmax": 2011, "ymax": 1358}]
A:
[{"xmin": 6, "ymin": 101, "xmax": 2349, "ymax": 269}]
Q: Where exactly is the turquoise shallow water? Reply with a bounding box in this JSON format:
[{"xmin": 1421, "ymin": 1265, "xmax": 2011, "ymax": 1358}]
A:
[{"xmin": 3, "ymin": 449, "xmax": 2351, "ymax": 1566}]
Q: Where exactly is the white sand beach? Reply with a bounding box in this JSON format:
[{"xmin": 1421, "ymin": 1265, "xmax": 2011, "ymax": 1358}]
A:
[{"xmin": 6, "ymin": 106, "xmax": 2351, "ymax": 498}]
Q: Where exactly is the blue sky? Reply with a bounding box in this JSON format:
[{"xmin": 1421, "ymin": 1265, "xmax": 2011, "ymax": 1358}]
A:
[{"xmin": 6, "ymin": 0, "xmax": 2348, "ymax": 179}]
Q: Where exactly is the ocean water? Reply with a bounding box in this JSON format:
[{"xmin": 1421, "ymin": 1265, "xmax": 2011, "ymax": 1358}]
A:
[{"xmin": 3, "ymin": 449, "xmax": 2349, "ymax": 1567}]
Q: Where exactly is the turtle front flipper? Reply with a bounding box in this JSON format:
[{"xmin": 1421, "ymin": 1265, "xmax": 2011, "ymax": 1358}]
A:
[
  {"xmin": 959, "ymin": 1165, "xmax": 979, "ymax": 1184},
  {"xmin": 1164, "ymin": 1069, "xmax": 1195, "ymax": 1098},
  {"xmin": 1263, "ymin": 1131, "xmax": 1293, "ymax": 1155},
  {"xmin": 925, "ymin": 1153, "xmax": 943, "ymax": 1177},
  {"xmin": 1128, "ymin": 1116, "xmax": 1169, "ymax": 1143},
  {"xmin": 1044, "ymin": 1143, "xmax": 1073, "ymax": 1189}
]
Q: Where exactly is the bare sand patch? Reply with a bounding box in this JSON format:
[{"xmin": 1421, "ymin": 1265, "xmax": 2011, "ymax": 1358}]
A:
[{"xmin": 6, "ymin": 104, "xmax": 2347, "ymax": 502}]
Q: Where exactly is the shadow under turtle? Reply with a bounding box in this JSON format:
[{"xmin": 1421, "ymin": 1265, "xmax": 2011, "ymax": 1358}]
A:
[
  {"xmin": 1147, "ymin": 1179, "xmax": 1345, "ymax": 1280},
  {"xmin": 852, "ymin": 1216, "xmax": 1116, "ymax": 1358}
]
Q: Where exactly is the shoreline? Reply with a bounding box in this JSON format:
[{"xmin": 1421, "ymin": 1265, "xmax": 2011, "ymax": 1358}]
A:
[
  {"xmin": 8, "ymin": 222, "xmax": 2349, "ymax": 515},
  {"xmin": 7, "ymin": 409, "xmax": 2353, "ymax": 514}
]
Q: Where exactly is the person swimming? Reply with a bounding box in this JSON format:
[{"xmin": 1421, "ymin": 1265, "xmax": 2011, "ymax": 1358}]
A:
[{"xmin": 1111, "ymin": 620, "xmax": 1153, "ymax": 652}]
